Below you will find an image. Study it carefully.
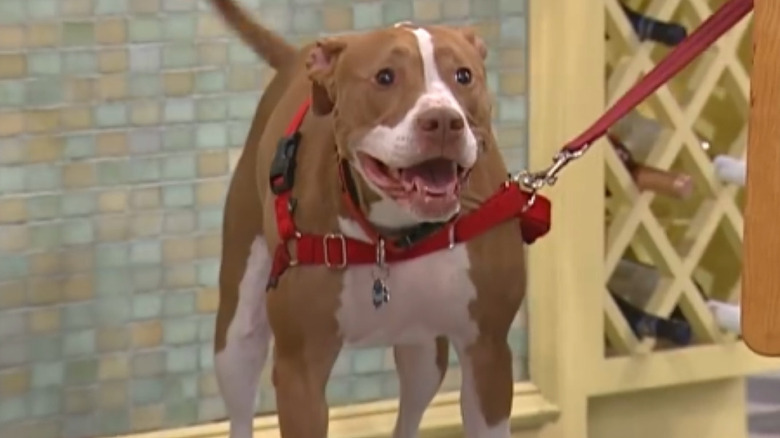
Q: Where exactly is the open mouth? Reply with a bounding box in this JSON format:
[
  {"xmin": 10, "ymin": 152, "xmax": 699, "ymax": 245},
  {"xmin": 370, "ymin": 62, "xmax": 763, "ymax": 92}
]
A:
[{"xmin": 356, "ymin": 152, "xmax": 470, "ymax": 218}]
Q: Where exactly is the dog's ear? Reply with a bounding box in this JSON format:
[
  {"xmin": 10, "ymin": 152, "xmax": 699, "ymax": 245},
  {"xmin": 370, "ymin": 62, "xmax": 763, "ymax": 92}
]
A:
[
  {"xmin": 306, "ymin": 38, "xmax": 347, "ymax": 116},
  {"xmin": 459, "ymin": 27, "xmax": 487, "ymax": 60}
]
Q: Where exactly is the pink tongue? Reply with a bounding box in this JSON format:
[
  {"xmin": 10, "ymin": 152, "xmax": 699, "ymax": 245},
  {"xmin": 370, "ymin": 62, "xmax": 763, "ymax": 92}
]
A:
[{"xmin": 400, "ymin": 159, "xmax": 457, "ymax": 194}]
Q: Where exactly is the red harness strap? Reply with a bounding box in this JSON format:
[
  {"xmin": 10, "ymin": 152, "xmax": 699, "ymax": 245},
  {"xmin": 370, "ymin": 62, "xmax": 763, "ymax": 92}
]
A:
[{"xmin": 267, "ymin": 99, "xmax": 550, "ymax": 287}]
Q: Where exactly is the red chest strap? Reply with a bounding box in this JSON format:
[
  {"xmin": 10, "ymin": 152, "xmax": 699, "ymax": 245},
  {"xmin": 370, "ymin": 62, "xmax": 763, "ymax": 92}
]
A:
[{"xmin": 266, "ymin": 98, "xmax": 551, "ymax": 289}]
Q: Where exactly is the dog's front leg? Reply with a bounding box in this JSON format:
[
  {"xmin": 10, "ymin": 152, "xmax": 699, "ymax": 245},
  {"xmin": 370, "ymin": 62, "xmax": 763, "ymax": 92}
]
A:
[
  {"xmin": 452, "ymin": 336, "xmax": 513, "ymax": 438},
  {"xmin": 392, "ymin": 338, "xmax": 449, "ymax": 438},
  {"xmin": 267, "ymin": 278, "xmax": 342, "ymax": 437},
  {"xmin": 272, "ymin": 336, "xmax": 341, "ymax": 437}
]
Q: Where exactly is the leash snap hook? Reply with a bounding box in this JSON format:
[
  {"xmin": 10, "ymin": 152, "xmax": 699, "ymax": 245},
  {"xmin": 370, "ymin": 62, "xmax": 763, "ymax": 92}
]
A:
[
  {"xmin": 511, "ymin": 145, "xmax": 588, "ymax": 212},
  {"xmin": 513, "ymin": 145, "xmax": 589, "ymax": 191}
]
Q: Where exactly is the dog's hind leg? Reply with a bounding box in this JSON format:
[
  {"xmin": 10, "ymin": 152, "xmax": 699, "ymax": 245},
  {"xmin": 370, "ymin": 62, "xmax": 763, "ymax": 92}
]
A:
[
  {"xmin": 392, "ymin": 337, "xmax": 449, "ymax": 438},
  {"xmin": 215, "ymin": 236, "xmax": 273, "ymax": 438}
]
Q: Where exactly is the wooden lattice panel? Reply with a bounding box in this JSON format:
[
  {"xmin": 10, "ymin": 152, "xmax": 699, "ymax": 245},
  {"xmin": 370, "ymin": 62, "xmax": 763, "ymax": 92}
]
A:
[{"xmin": 603, "ymin": 0, "xmax": 752, "ymax": 355}]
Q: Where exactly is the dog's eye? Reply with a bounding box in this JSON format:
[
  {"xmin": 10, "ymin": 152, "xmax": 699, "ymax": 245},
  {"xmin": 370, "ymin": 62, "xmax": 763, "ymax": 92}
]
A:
[
  {"xmin": 455, "ymin": 67, "xmax": 472, "ymax": 85},
  {"xmin": 375, "ymin": 68, "xmax": 395, "ymax": 86}
]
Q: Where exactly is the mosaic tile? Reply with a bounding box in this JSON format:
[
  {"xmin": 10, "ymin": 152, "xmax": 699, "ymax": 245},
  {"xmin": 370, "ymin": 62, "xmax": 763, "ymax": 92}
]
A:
[
  {"xmin": 163, "ymin": 319, "xmax": 198, "ymax": 345},
  {"xmin": 132, "ymin": 350, "xmax": 166, "ymax": 377},
  {"xmin": 129, "ymin": 46, "xmax": 161, "ymax": 72},
  {"xmin": 28, "ymin": 335, "xmax": 62, "ymax": 362},
  {"xmin": 62, "ymin": 162, "xmax": 96, "ymax": 189},
  {"xmin": 95, "ymin": 18, "xmax": 127, "ymax": 44},
  {"xmin": 94, "ymin": 102, "xmax": 128, "ymax": 127},
  {"xmin": 165, "ymin": 14, "xmax": 196, "ymax": 40},
  {"xmin": 163, "ymin": 0, "xmax": 194, "ymax": 11},
  {"xmin": 163, "ymin": 291, "xmax": 196, "ymax": 316},
  {"xmin": 194, "ymin": 70, "xmax": 227, "ymax": 93},
  {"xmin": 129, "ymin": 157, "xmax": 161, "ymax": 183},
  {"xmin": 0, "ymin": 167, "xmax": 25, "ymax": 194},
  {"xmin": 98, "ymin": 355, "xmax": 129, "ymax": 381},
  {"xmin": 166, "ymin": 346, "xmax": 199, "ymax": 373},
  {"xmin": 63, "ymin": 21, "xmax": 95, "ymax": 46},
  {"xmin": 97, "ymin": 409, "xmax": 130, "ymax": 435},
  {"xmin": 95, "ymin": 0, "xmax": 128, "ymax": 15},
  {"xmin": 129, "ymin": 16, "xmax": 162, "ymax": 42},
  {"xmin": 0, "ymin": 80, "xmax": 25, "ymax": 107},
  {"xmin": 164, "ymin": 400, "xmax": 198, "ymax": 428},
  {"xmin": 61, "ymin": 219, "xmax": 94, "ymax": 245},
  {"xmin": 131, "ymin": 266, "xmax": 163, "ymax": 292},
  {"xmin": 130, "ymin": 0, "xmax": 161, "ymax": 14},
  {"xmin": 63, "ymin": 135, "xmax": 96, "ymax": 159},
  {"xmin": 132, "ymin": 295, "xmax": 163, "ymax": 320},
  {"xmin": 27, "ymin": 52, "xmax": 62, "ymax": 76},
  {"xmin": 164, "ymin": 98, "xmax": 195, "ymax": 123},
  {"xmin": 162, "ymin": 43, "xmax": 199, "ymax": 68},
  {"xmin": 28, "ymin": 390, "xmax": 62, "ymax": 418},
  {"xmin": 498, "ymin": 95, "xmax": 526, "ymax": 122},
  {"xmin": 353, "ymin": 2, "xmax": 383, "ymax": 29},
  {"xmin": 99, "ymin": 394, "xmax": 129, "ymax": 424},
  {"xmin": 0, "ymin": 0, "xmax": 26, "ymax": 24},
  {"xmin": 0, "ymin": 396, "xmax": 26, "ymax": 423},
  {"xmin": 31, "ymin": 362, "xmax": 65, "ymax": 389},
  {"xmin": 63, "ymin": 303, "xmax": 96, "ymax": 330},
  {"xmin": 62, "ymin": 414, "xmax": 96, "ymax": 438},
  {"xmin": 162, "ymin": 184, "xmax": 195, "ymax": 208},
  {"xmin": 196, "ymin": 123, "xmax": 228, "ymax": 149},
  {"xmin": 64, "ymin": 51, "xmax": 98, "ymax": 75},
  {"xmin": 64, "ymin": 358, "xmax": 99, "ymax": 386},
  {"xmin": 62, "ymin": 192, "xmax": 97, "ymax": 217},
  {"xmin": 197, "ymin": 209, "xmax": 223, "ymax": 230},
  {"xmin": 131, "ymin": 403, "xmax": 164, "ymax": 431},
  {"xmin": 0, "ymin": 311, "xmax": 25, "ymax": 338},
  {"xmin": 95, "ymin": 297, "xmax": 131, "ymax": 326}
]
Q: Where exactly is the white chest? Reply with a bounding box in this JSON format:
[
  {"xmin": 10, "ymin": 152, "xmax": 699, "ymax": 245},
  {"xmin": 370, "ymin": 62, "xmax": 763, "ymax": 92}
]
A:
[{"xmin": 334, "ymin": 218, "xmax": 479, "ymax": 347}]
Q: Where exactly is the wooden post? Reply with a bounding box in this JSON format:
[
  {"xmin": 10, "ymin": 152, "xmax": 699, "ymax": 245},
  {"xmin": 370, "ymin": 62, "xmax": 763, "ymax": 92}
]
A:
[
  {"xmin": 742, "ymin": 0, "xmax": 780, "ymax": 356},
  {"xmin": 528, "ymin": 0, "xmax": 605, "ymax": 437}
]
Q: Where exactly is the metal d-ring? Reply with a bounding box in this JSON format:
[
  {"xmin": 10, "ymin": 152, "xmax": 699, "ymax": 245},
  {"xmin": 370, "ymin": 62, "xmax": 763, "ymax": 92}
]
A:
[
  {"xmin": 447, "ymin": 225, "xmax": 456, "ymax": 249},
  {"xmin": 288, "ymin": 231, "xmax": 302, "ymax": 266}
]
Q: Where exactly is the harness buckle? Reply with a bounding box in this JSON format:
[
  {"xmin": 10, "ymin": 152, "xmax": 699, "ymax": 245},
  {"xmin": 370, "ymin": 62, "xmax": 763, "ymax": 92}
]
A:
[
  {"xmin": 323, "ymin": 233, "xmax": 348, "ymax": 269},
  {"xmin": 269, "ymin": 133, "xmax": 301, "ymax": 195}
]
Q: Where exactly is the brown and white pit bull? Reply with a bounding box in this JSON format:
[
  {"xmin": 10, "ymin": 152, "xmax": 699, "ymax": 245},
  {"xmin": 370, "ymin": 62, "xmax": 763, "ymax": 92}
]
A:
[{"xmin": 210, "ymin": 1, "xmax": 533, "ymax": 437}]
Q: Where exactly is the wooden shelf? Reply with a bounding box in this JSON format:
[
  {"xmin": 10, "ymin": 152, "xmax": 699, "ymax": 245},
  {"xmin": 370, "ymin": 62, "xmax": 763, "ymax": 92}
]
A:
[{"xmin": 591, "ymin": 341, "xmax": 780, "ymax": 396}]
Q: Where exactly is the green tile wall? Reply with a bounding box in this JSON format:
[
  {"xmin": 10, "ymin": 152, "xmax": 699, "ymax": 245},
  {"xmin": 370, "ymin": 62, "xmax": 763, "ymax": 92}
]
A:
[{"xmin": 0, "ymin": 0, "xmax": 528, "ymax": 436}]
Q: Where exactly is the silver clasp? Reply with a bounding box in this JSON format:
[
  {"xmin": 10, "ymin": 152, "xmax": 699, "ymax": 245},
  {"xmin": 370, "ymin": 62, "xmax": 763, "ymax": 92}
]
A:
[
  {"xmin": 512, "ymin": 146, "xmax": 589, "ymax": 193},
  {"xmin": 508, "ymin": 146, "xmax": 589, "ymax": 210}
]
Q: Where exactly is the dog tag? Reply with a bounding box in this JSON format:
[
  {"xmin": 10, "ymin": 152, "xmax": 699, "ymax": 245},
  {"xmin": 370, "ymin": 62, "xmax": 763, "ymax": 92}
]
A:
[{"xmin": 372, "ymin": 278, "xmax": 390, "ymax": 309}]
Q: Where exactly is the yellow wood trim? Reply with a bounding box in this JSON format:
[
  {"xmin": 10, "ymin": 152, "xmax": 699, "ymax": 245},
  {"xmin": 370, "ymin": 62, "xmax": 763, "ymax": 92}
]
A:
[
  {"xmin": 527, "ymin": 0, "xmax": 604, "ymax": 437},
  {"xmin": 112, "ymin": 383, "xmax": 559, "ymax": 438},
  {"xmin": 590, "ymin": 342, "xmax": 780, "ymax": 396}
]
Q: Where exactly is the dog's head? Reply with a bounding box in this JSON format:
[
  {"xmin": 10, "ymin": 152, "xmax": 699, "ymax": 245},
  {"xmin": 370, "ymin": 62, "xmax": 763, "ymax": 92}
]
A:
[{"xmin": 306, "ymin": 23, "xmax": 491, "ymax": 229}]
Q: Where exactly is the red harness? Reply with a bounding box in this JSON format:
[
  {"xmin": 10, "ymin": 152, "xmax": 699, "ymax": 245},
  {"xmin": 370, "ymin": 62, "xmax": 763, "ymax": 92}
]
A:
[
  {"xmin": 267, "ymin": 98, "xmax": 551, "ymax": 287},
  {"xmin": 266, "ymin": 0, "xmax": 751, "ymax": 288}
]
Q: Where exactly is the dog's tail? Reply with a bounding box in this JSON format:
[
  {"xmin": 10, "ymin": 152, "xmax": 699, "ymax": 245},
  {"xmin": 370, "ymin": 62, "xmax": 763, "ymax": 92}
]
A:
[{"xmin": 208, "ymin": 0, "xmax": 296, "ymax": 70}]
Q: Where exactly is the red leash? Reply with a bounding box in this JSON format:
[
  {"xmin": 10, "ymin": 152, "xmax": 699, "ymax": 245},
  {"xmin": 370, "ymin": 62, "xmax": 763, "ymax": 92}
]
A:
[
  {"xmin": 266, "ymin": 0, "xmax": 752, "ymax": 287},
  {"xmin": 522, "ymin": 0, "xmax": 754, "ymax": 191}
]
